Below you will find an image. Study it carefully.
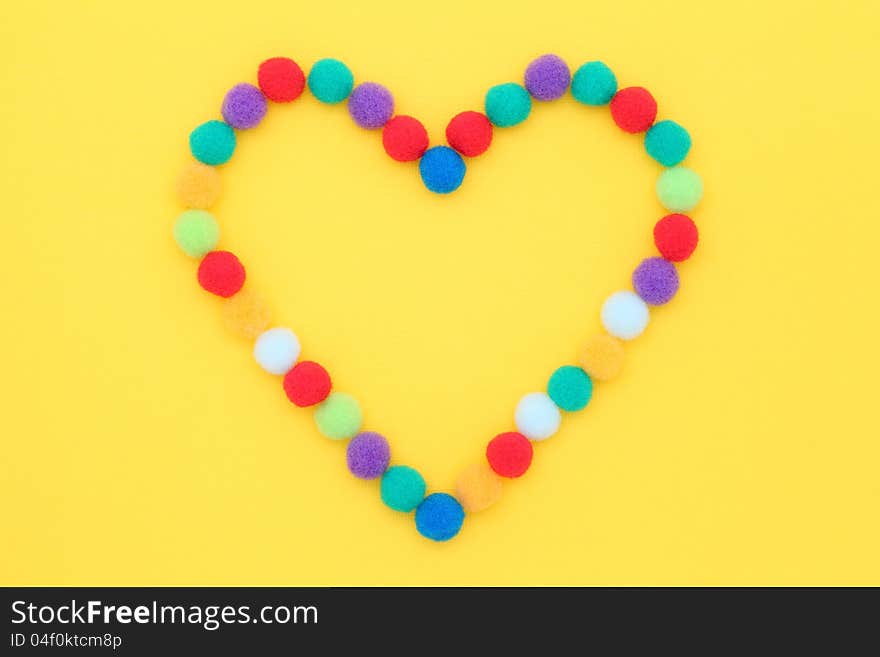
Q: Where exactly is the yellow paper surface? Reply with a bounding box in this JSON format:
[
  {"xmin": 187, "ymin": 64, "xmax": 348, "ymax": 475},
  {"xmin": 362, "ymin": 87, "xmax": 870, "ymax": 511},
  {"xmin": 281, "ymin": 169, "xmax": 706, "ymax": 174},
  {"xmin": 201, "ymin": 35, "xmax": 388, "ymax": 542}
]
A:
[{"xmin": 2, "ymin": 0, "xmax": 878, "ymax": 585}]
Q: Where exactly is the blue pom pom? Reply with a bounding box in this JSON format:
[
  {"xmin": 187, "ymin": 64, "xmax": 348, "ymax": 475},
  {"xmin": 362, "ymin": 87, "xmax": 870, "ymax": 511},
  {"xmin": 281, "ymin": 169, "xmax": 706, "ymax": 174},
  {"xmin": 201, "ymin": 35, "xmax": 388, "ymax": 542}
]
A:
[
  {"xmin": 547, "ymin": 365, "xmax": 593, "ymax": 411},
  {"xmin": 571, "ymin": 61, "xmax": 618, "ymax": 106},
  {"xmin": 308, "ymin": 58, "xmax": 354, "ymax": 104},
  {"xmin": 415, "ymin": 493, "xmax": 465, "ymax": 542},
  {"xmin": 189, "ymin": 120, "xmax": 236, "ymax": 165},
  {"xmin": 645, "ymin": 120, "xmax": 692, "ymax": 166},
  {"xmin": 419, "ymin": 146, "xmax": 466, "ymax": 194}
]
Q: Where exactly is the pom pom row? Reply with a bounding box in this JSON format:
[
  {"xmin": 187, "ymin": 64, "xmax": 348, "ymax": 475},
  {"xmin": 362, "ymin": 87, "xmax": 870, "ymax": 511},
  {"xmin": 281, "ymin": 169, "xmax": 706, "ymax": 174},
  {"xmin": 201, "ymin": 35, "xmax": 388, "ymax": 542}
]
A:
[
  {"xmin": 186, "ymin": 54, "xmax": 703, "ymax": 199},
  {"xmin": 173, "ymin": 53, "xmax": 705, "ymax": 541}
]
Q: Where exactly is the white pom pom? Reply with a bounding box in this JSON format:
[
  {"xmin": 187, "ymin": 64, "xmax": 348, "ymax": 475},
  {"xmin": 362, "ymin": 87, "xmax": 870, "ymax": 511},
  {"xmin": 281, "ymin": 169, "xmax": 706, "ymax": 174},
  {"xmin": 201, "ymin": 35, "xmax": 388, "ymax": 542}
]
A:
[
  {"xmin": 601, "ymin": 291, "xmax": 649, "ymax": 340},
  {"xmin": 254, "ymin": 327, "xmax": 301, "ymax": 375},
  {"xmin": 515, "ymin": 392, "xmax": 561, "ymax": 441}
]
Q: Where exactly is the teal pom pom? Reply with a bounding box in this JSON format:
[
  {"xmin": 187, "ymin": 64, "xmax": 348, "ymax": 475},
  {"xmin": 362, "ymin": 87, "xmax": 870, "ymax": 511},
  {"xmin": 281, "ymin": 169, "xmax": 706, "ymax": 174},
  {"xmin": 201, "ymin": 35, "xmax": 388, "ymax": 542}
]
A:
[
  {"xmin": 189, "ymin": 120, "xmax": 236, "ymax": 166},
  {"xmin": 484, "ymin": 83, "xmax": 531, "ymax": 127},
  {"xmin": 308, "ymin": 58, "xmax": 354, "ymax": 104},
  {"xmin": 547, "ymin": 365, "xmax": 593, "ymax": 411},
  {"xmin": 380, "ymin": 465, "xmax": 426, "ymax": 512},
  {"xmin": 571, "ymin": 61, "xmax": 617, "ymax": 106},
  {"xmin": 645, "ymin": 120, "xmax": 692, "ymax": 166}
]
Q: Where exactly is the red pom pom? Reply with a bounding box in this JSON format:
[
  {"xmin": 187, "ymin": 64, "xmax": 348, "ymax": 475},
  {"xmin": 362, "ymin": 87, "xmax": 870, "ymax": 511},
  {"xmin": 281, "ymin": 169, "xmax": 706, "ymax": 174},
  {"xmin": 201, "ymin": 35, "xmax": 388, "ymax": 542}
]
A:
[
  {"xmin": 486, "ymin": 432, "xmax": 533, "ymax": 478},
  {"xmin": 446, "ymin": 111, "xmax": 493, "ymax": 157},
  {"xmin": 258, "ymin": 57, "xmax": 305, "ymax": 103},
  {"xmin": 610, "ymin": 87, "xmax": 657, "ymax": 133},
  {"xmin": 197, "ymin": 251, "xmax": 246, "ymax": 298},
  {"xmin": 654, "ymin": 214, "xmax": 698, "ymax": 262},
  {"xmin": 283, "ymin": 360, "xmax": 332, "ymax": 407},
  {"xmin": 382, "ymin": 115, "xmax": 429, "ymax": 162}
]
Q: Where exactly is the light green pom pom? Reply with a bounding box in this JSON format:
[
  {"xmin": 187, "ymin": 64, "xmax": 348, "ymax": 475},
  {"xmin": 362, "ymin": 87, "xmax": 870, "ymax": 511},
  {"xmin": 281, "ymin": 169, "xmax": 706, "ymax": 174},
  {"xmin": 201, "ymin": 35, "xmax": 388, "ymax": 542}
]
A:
[
  {"xmin": 173, "ymin": 209, "xmax": 219, "ymax": 257},
  {"xmin": 314, "ymin": 392, "xmax": 362, "ymax": 440},
  {"xmin": 656, "ymin": 166, "xmax": 703, "ymax": 212}
]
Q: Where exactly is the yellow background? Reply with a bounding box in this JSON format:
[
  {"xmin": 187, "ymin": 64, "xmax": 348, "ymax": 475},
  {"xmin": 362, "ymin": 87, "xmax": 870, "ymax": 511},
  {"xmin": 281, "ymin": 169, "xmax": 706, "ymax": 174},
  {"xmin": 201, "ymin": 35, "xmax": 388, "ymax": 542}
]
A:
[{"xmin": 2, "ymin": 0, "xmax": 879, "ymax": 586}]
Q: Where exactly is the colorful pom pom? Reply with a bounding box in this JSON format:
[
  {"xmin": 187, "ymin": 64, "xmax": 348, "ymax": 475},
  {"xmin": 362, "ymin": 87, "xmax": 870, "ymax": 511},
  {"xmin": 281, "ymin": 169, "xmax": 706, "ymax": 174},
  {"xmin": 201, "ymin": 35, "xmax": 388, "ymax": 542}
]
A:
[
  {"xmin": 486, "ymin": 432, "xmax": 533, "ymax": 478},
  {"xmin": 524, "ymin": 54, "xmax": 570, "ymax": 101},
  {"xmin": 176, "ymin": 162, "xmax": 221, "ymax": 209},
  {"xmin": 415, "ymin": 493, "xmax": 465, "ymax": 542},
  {"xmin": 258, "ymin": 57, "xmax": 305, "ymax": 103},
  {"xmin": 254, "ymin": 327, "xmax": 301, "ymax": 375},
  {"xmin": 654, "ymin": 213, "xmax": 698, "ymax": 262},
  {"xmin": 445, "ymin": 111, "xmax": 493, "ymax": 157},
  {"xmin": 601, "ymin": 291, "xmax": 649, "ymax": 340},
  {"xmin": 580, "ymin": 334, "xmax": 625, "ymax": 382},
  {"xmin": 221, "ymin": 288, "xmax": 271, "ymax": 339},
  {"xmin": 632, "ymin": 257, "xmax": 680, "ymax": 305},
  {"xmin": 173, "ymin": 209, "xmax": 219, "ymax": 257},
  {"xmin": 645, "ymin": 120, "xmax": 691, "ymax": 167},
  {"xmin": 547, "ymin": 365, "xmax": 593, "ymax": 412},
  {"xmin": 382, "ymin": 115, "xmax": 429, "ymax": 162},
  {"xmin": 346, "ymin": 432, "xmax": 391, "ymax": 480},
  {"xmin": 308, "ymin": 58, "xmax": 354, "ymax": 104},
  {"xmin": 381, "ymin": 465, "xmax": 426, "ymax": 512},
  {"xmin": 347, "ymin": 82, "xmax": 394, "ymax": 129},
  {"xmin": 610, "ymin": 87, "xmax": 657, "ymax": 133},
  {"xmin": 656, "ymin": 166, "xmax": 703, "ymax": 212},
  {"xmin": 197, "ymin": 250, "xmax": 245, "ymax": 297},
  {"xmin": 283, "ymin": 360, "xmax": 332, "ymax": 407},
  {"xmin": 254, "ymin": 328, "xmax": 301, "ymax": 376},
  {"xmin": 484, "ymin": 83, "xmax": 531, "ymax": 127},
  {"xmin": 515, "ymin": 392, "xmax": 561, "ymax": 441},
  {"xmin": 571, "ymin": 61, "xmax": 617, "ymax": 105},
  {"xmin": 314, "ymin": 392, "xmax": 362, "ymax": 440},
  {"xmin": 419, "ymin": 145, "xmax": 466, "ymax": 194},
  {"xmin": 455, "ymin": 463, "xmax": 502, "ymax": 513},
  {"xmin": 222, "ymin": 83, "xmax": 267, "ymax": 130},
  {"xmin": 189, "ymin": 120, "xmax": 236, "ymax": 166}
]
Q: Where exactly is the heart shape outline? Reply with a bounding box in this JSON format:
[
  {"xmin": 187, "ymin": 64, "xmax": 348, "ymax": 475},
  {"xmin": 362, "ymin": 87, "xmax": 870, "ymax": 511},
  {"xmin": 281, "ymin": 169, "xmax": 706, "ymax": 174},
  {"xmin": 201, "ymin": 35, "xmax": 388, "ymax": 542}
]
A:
[{"xmin": 173, "ymin": 53, "xmax": 703, "ymax": 542}]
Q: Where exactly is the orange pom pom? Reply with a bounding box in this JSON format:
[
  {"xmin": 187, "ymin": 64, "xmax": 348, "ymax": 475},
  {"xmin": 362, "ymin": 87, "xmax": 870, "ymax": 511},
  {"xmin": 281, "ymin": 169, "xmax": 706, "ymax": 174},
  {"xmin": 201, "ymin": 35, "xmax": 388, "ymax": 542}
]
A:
[
  {"xmin": 176, "ymin": 162, "xmax": 221, "ymax": 209},
  {"xmin": 455, "ymin": 463, "xmax": 502, "ymax": 513},
  {"xmin": 222, "ymin": 288, "xmax": 271, "ymax": 339},
  {"xmin": 580, "ymin": 333, "xmax": 624, "ymax": 382}
]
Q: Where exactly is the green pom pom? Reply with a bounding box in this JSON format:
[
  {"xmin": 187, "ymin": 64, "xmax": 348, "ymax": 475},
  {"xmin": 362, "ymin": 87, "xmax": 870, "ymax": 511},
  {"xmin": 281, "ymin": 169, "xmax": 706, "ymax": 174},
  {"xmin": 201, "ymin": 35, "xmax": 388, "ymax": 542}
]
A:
[
  {"xmin": 173, "ymin": 209, "xmax": 219, "ymax": 257},
  {"xmin": 380, "ymin": 465, "xmax": 426, "ymax": 512},
  {"xmin": 314, "ymin": 392, "xmax": 362, "ymax": 439},
  {"xmin": 308, "ymin": 58, "xmax": 354, "ymax": 104},
  {"xmin": 656, "ymin": 166, "xmax": 703, "ymax": 212},
  {"xmin": 547, "ymin": 365, "xmax": 593, "ymax": 411},
  {"xmin": 571, "ymin": 61, "xmax": 617, "ymax": 105},
  {"xmin": 484, "ymin": 83, "xmax": 531, "ymax": 127},
  {"xmin": 645, "ymin": 120, "xmax": 692, "ymax": 166}
]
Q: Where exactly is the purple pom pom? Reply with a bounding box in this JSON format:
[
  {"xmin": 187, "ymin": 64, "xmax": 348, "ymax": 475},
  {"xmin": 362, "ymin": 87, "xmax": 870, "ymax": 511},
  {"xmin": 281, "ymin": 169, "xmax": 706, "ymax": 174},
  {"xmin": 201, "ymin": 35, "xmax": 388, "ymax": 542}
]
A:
[
  {"xmin": 524, "ymin": 54, "xmax": 571, "ymax": 101},
  {"xmin": 221, "ymin": 83, "xmax": 267, "ymax": 129},
  {"xmin": 347, "ymin": 82, "xmax": 394, "ymax": 129},
  {"xmin": 632, "ymin": 257, "xmax": 680, "ymax": 305},
  {"xmin": 346, "ymin": 432, "xmax": 391, "ymax": 479}
]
